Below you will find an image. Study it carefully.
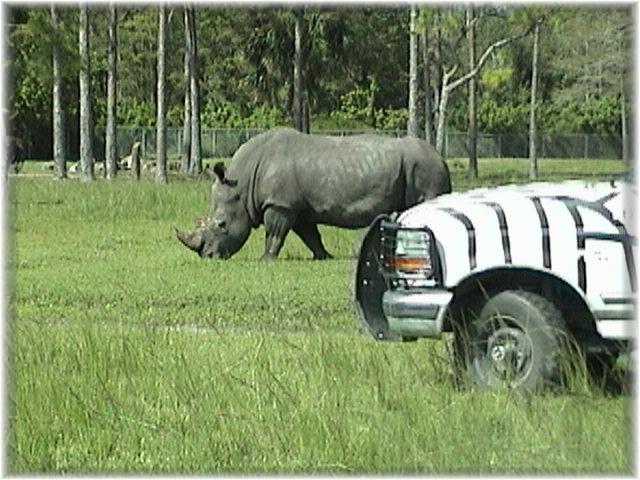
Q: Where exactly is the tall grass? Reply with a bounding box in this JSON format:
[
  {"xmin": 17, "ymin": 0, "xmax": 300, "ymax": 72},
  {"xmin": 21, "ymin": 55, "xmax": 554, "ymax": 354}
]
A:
[
  {"xmin": 10, "ymin": 321, "xmax": 631, "ymax": 473},
  {"xmin": 7, "ymin": 158, "xmax": 631, "ymax": 473}
]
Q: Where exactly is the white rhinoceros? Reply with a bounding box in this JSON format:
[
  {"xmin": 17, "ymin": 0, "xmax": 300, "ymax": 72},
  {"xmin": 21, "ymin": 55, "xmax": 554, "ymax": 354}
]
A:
[{"xmin": 175, "ymin": 127, "xmax": 451, "ymax": 260}]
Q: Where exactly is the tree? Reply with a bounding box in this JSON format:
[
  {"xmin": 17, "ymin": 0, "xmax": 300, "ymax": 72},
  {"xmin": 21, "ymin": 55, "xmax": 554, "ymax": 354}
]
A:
[
  {"xmin": 105, "ymin": 3, "xmax": 118, "ymax": 179},
  {"xmin": 434, "ymin": 13, "xmax": 534, "ymax": 155},
  {"xmin": 528, "ymin": 17, "xmax": 542, "ymax": 180},
  {"xmin": 618, "ymin": 20, "xmax": 632, "ymax": 162},
  {"xmin": 621, "ymin": 76, "xmax": 628, "ymax": 162},
  {"xmin": 180, "ymin": 7, "xmax": 191, "ymax": 174},
  {"xmin": 6, "ymin": 5, "xmax": 633, "ymax": 160},
  {"xmin": 542, "ymin": 8, "xmax": 630, "ymax": 138},
  {"xmin": 186, "ymin": 6, "xmax": 202, "ymax": 175},
  {"xmin": 466, "ymin": 6, "xmax": 478, "ymax": 178},
  {"xmin": 419, "ymin": 7, "xmax": 457, "ymax": 149},
  {"xmin": 292, "ymin": 7, "xmax": 306, "ymax": 132},
  {"xmin": 51, "ymin": 4, "xmax": 65, "ymax": 179},
  {"xmin": 421, "ymin": 27, "xmax": 434, "ymax": 144},
  {"xmin": 78, "ymin": 3, "xmax": 94, "ymax": 181},
  {"xmin": 407, "ymin": 5, "xmax": 420, "ymax": 137},
  {"xmin": 156, "ymin": 5, "xmax": 168, "ymax": 184}
]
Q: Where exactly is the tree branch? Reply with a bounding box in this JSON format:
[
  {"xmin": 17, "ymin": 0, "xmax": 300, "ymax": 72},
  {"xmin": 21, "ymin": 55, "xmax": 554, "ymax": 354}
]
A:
[
  {"xmin": 118, "ymin": 9, "xmax": 131, "ymax": 23},
  {"xmin": 443, "ymin": 64, "xmax": 458, "ymax": 84},
  {"xmin": 454, "ymin": 7, "xmax": 502, "ymax": 49},
  {"xmin": 446, "ymin": 24, "xmax": 534, "ymax": 93}
]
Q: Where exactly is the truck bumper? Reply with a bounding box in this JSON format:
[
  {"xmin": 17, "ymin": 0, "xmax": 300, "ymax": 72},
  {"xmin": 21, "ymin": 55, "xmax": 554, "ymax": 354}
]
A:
[{"xmin": 382, "ymin": 289, "xmax": 453, "ymax": 338}]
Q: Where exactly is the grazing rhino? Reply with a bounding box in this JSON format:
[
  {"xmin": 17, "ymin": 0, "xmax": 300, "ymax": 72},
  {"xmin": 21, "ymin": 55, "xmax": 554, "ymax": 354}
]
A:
[{"xmin": 175, "ymin": 127, "xmax": 451, "ymax": 260}]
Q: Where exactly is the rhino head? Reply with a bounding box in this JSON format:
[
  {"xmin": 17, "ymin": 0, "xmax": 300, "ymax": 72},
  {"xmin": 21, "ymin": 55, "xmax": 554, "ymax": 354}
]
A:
[{"xmin": 175, "ymin": 162, "xmax": 251, "ymax": 259}]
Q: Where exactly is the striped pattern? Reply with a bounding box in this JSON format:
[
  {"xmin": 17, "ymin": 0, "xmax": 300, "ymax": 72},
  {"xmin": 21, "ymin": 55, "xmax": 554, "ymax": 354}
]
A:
[{"xmin": 398, "ymin": 181, "xmax": 635, "ymax": 299}]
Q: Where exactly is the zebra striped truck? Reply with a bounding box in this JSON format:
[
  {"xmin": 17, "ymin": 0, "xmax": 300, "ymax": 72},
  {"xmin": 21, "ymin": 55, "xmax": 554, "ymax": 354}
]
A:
[{"xmin": 355, "ymin": 178, "xmax": 636, "ymax": 390}]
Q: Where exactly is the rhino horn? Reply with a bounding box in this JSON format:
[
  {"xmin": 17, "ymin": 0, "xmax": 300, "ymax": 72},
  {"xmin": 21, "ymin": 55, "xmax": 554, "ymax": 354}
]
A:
[{"xmin": 174, "ymin": 226, "xmax": 204, "ymax": 253}]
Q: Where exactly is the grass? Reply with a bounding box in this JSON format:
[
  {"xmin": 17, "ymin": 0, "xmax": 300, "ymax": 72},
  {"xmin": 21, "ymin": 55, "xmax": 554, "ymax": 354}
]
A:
[
  {"xmin": 446, "ymin": 157, "xmax": 626, "ymax": 190},
  {"xmin": 7, "ymin": 157, "xmax": 632, "ymax": 473}
]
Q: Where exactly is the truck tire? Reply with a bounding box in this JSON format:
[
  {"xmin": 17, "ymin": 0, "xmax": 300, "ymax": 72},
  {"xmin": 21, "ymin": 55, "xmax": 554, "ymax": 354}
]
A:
[{"xmin": 456, "ymin": 290, "xmax": 569, "ymax": 391}]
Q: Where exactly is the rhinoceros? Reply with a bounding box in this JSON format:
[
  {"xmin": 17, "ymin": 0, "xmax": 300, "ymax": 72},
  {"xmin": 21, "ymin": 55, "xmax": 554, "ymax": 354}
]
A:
[{"xmin": 175, "ymin": 127, "xmax": 451, "ymax": 260}]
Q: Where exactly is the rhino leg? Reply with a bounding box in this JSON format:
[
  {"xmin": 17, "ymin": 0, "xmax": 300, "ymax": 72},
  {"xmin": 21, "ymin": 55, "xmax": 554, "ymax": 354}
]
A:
[
  {"xmin": 261, "ymin": 206, "xmax": 295, "ymax": 260},
  {"xmin": 293, "ymin": 221, "xmax": 332, "ymax": 260}
]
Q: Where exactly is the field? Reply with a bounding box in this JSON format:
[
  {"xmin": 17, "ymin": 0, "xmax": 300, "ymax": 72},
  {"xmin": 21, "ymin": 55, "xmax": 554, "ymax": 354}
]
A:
[{"xmin": 7, "ymin": 157, "xmax": 632, "ymax": 473}]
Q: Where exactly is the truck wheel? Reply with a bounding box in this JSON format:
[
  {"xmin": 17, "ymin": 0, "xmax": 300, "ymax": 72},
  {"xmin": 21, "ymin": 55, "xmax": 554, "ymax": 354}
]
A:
[{"xmin": 457, "ymin": 290, "xmax": 569, "ymax": 391}]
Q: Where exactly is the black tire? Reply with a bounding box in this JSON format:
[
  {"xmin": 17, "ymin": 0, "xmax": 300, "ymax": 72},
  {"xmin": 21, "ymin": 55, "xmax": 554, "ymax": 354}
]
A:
[{"xmin": 455, "ymin": 290, "xmax": 569, "ymax": 391}]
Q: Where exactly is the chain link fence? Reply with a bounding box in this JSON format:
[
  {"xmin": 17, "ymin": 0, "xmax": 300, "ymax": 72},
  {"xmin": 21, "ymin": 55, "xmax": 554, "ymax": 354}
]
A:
[
  {"xmin": 444, "ymin": 132, "xmax": 624, "ymax": 159},
  {"xmin": 93, "ymin": 126, "xmax": 625, "ymax": 161}
]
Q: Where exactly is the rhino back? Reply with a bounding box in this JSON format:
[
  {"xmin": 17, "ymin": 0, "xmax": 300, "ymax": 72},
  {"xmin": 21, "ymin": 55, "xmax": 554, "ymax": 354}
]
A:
[{"xmin": 228, "ymin": 129, "xmax": 450, "ymax": 228}]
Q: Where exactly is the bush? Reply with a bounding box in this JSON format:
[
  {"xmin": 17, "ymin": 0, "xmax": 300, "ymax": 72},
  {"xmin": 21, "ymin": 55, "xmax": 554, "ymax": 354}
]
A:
[
  {"xmin": 330, "ymin": 86, "xmax": 375, "ymax": 127},
  {"xmin": 118, "ymin": 98, "xmax": 155, "ymax": 127},
  {"xmin": 201, "ymin": 100, "xmax": 287, "ymax": 129},
  {"xmin": 328, "ymin": 86, "xmax": 408, "ymax": 131}
]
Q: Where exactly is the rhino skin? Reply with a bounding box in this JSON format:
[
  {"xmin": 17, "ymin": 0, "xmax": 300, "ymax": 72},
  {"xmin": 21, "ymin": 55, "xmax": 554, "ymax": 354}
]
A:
[{"xmin": 175, "ymin": 127, "xmax": 451, "ymax": 260}]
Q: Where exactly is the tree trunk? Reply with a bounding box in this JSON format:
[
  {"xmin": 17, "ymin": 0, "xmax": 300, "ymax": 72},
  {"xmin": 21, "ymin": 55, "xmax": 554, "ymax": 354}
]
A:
[
  {"xmin": 621, "ymin": 76, "xmax": 628, "ymax": 162},
  {"xmin": 187, "ymin": 7, "xmax": 202, "ymax": 175},
  {"xmin": 467, "ymin": 6, "xmax": 478, "ymax": 179},
  {"xmin": 302, "ymin": 87, "xmax": 310, "ymax": 134},
  {"xmin": 407, "ymin": 5, "xmax": 420, "ymax": 138},
  {"xmin": 51, "ymin": 4, "xmax": 66, "ymax": 180},
  {"xmin": 79, "ymin": 3, "xmax": 94, "ymax": 182},
  {"xmin": 292, "ymin": 8, "xmax": 305, "ymax": 132},
  {"xmin": 180, "ymin": 7, "xmax": 191, "ymax": 174},
  {"xmin": 433, "ymin": 13, "xmax": 443, "ymax": 131},
  {"xmin": 368, "ymin": 76, "xmax": 377, "ymax": 128},
  {"xmin": 105, "ymin": 3, "xmax": 118, "ymax": 179},
  {"xmin": 156, "ymin": 5, "xmax": 168, "ymax": 184},
  {"xmin": 435, "ymin": 68, "xmax": 453, "ymax": 156},
  {"xmin": 422, "ymin": 28, "xmax": 433, "ymax": 145},
  {"xmin": 528, "ymin": 20, "xmax": 540, "ymax": 180}
]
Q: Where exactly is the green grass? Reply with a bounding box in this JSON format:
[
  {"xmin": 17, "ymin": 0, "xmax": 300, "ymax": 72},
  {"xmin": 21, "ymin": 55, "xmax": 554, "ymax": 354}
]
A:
[
  {"xmin": 7, "ymin": 158, "xmax": 632, "ymax": 473},
  {"xmin": 446, "ymin": 157, "xmax": 627, "ymax": 191}
]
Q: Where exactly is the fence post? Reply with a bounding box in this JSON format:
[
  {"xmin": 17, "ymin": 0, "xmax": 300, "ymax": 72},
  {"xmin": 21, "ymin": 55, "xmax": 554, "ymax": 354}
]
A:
[
  {"xmin": 583, "ymin": 134, "xmax": 588, "ymax": 159},
  {"xmin": 141, "ymin": 129, "xmax": 147, "ymax": 159},
  {"xmin": 131, "ymin": 141, "xmax": 141, "ymax": 180}
]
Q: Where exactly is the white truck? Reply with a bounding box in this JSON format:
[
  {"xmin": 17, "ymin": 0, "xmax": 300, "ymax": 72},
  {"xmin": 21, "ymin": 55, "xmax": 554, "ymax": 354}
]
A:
[{"xmin": 355, "ymin": 178, "xmax": 635, "ymax": 390}]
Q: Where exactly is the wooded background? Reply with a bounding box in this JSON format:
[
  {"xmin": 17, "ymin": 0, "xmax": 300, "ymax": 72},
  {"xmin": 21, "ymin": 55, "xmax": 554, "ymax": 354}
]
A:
[{"xmin": 6, "ymin": 4, "xmax": 632, "ymax": 178}]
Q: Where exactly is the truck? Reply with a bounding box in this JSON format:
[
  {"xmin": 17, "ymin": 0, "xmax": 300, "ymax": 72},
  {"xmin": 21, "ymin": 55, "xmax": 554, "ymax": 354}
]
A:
[{"xmin": 355, "ymin": 178, "xmax": 635, "ymax": 390}]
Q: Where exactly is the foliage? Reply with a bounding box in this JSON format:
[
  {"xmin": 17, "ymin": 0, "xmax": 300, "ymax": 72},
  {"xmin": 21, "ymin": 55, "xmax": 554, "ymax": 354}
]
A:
[
  {"xmin": 329, "ymin": 85, "xmax": 409, "ymax": 131},
  {"xmin": 201, "ymin": 101, "xmax": 288, "ymax": 129},
  {"xmin": 8, "ymin": 8, "xmax": 75, "ymax": 139},
  {"xmin": 374, "ymin": 108, "xmax": 409, "ymax": 131},
  {"xmin": 6, "ymin": 5, "xmax": 633, "ymax": 159},
  {"xmin": 330, "ymin": 86, "xmax": 374, "ymax": 126},
  {"xmin": 477, "ymin": 98, "xmax": 528, "ymax": 134}
]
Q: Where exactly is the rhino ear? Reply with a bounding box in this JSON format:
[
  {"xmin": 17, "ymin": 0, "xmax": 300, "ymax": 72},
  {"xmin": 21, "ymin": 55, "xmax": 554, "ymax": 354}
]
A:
[
  {"xmin": 213, "ymin": 161, "xmax": 238, "ymax": 187},
  {"xmin": 213, "ymin": 162, "xmax": 226, "ymax": 182}
]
